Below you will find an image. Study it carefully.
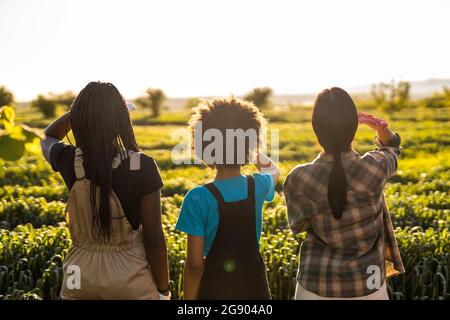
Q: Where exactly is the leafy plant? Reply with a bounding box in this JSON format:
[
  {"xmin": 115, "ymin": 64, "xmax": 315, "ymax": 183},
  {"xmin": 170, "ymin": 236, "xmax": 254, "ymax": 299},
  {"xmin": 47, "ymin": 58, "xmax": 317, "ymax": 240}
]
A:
[
  {"xmin": 244, "ymin": 87, "xmax": 273, "ymax": 109},
  {"xmin": 184, "ymin": 97, "xmax": 202, "ymax": 110},
  {"xmin": 0, "ymin": 86, "xmax": 14, "ymax": 107},
  {"xmin": 0, "ymin": 108, "xmax": 449, "ymax": 300},
  {"xmin": 50, "ymin": 91, "xmax": 76, "ymax": 109},
  {"xmin": 371, "ymin": 80, "xmax": 411, "ymax": 111},
  {"xmin": 0, "ymin": 107, "xmax": 42, "ymax": 164},
  {"xmin": 31, "ymin": 95, "xmax": 58, "ymax": 118},
  {"xmin": 419, "ymin": 87, "xmax": 450, "ymax": 109},
  {"xmin": 141, "ymin": 88, "xmax": 167, "ymax": 118}
]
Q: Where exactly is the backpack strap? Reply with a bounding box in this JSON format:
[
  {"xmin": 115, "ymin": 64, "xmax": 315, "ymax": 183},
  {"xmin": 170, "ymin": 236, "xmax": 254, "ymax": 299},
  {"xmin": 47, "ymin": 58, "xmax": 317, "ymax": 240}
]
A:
[
  {"xmin": 204, "ymin": 182, "xmax": 225, "ymax": 207},
  {"xmin": 246, "ymin": 175, "xmax": 255, "ymax": 202},
  {"xmin": 74, "ymin": 148, "xmax": 86, "ymax": 180}
]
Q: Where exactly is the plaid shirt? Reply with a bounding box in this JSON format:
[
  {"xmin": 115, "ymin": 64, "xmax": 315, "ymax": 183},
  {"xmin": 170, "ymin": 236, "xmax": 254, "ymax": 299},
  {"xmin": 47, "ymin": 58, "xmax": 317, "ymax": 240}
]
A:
[{"xmin": 283, "ymin": 134, "xmax": 405, "ymax": 298}]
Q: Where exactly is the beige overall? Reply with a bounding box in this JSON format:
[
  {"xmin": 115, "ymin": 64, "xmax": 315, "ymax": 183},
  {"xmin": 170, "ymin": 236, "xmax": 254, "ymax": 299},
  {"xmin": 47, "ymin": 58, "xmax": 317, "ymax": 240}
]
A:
[{"xmin": 60, "ymin": 148, "xmax": 159, "ymax": 300}]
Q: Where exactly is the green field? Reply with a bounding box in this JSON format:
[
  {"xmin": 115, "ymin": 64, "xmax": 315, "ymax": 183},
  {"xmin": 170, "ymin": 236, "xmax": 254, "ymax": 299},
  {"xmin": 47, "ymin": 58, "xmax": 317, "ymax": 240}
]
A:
[{"xmin": 1, "ymin": 106, "xmax": 449, "ymax": 300}]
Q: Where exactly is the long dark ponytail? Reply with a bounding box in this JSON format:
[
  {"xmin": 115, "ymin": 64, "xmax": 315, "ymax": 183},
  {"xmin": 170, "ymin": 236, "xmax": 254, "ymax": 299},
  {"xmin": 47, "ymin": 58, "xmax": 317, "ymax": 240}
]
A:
[
  {"xmin": 70, "ymin": 82, "xmax": 139, "ymax": 240},
  {"xmin": 312, "ymin": 87, "xmax": 358, "ymax": 219}
]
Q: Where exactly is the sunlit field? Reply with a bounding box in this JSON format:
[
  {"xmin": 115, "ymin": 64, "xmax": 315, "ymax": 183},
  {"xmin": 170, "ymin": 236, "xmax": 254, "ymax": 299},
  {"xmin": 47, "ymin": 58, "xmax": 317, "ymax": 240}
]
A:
[{"xmin": 1, "ymin": 104, "xmax": 449, "ymax": 300}]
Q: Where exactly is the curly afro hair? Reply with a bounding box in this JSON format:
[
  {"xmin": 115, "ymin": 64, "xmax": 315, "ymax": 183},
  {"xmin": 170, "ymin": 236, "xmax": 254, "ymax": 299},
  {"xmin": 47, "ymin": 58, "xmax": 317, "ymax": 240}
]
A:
[{"xmin": 188, "ymin": 96, "xmax": 267, "ymax": 168}]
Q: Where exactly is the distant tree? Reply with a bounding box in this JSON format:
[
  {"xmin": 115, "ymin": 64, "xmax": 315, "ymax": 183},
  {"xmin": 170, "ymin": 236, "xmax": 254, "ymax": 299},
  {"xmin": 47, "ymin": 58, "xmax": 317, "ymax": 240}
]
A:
[
  {"xmin": 132, "ymin": 96, "xmax": 147, "ymax": 109},
  {"xmin": 371, "ymin": 80, "xmax": 410, "ymax": 111},
  {"xmin": 51, "ymin": 91, "xmax": 76, "ymax": 109},
  {"xmin": 394, "ymin": 81, "xmax": 411, "ymax": 108},
  {"xmin": 420, "ymin": 86, "xmax": 450, "ymax": 109},
  {"xmin": 243, "ymin": 87, "xmax": 273, "ymax": 109},
  {"xmin": 0, "ymin": 86, "xmax": 14, "ymax": 107},
  {"xmin": 370, "ymin": 83, "xmax": 389, "ymax": 109},
  {"xmin": 184, "ymin": 97, "xmax": 201, "ymax": 110},
  {"xmin": 145, "ymin": 88, "xmax": 166, "ymax": 117},
  {"xmin": 32, "ymin": 95, "xmax": 57, "ymax": 118}
]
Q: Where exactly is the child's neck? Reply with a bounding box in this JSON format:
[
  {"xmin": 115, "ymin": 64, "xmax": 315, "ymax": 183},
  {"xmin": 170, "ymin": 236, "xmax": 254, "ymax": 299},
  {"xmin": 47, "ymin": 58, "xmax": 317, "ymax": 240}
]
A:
[{"xmin": 215, "ymin": 166, "xmax": 242, "ymax": 180}]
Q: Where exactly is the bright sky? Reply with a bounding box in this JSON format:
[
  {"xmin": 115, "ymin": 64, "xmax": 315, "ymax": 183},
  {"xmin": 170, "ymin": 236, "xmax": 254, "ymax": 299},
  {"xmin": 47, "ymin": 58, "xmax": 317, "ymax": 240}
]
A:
[{"xmin": 1, "ymin": 0, "xmax": 449, "ymax": 101}]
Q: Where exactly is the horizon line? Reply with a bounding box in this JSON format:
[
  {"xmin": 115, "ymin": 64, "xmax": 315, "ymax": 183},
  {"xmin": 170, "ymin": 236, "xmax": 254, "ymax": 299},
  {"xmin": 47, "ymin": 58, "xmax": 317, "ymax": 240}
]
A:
[{"xmin": 8, "ymin": 77, "xmax": 450, "ymax": 103}]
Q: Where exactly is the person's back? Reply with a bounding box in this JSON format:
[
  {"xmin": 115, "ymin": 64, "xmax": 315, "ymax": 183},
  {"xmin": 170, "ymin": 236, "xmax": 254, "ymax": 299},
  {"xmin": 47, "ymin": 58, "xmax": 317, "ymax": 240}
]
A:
[
  {"xmin": 40, "ymin": 82, "xmax": 170, "ymax": 300},
  {"xmin": 61, "ymin": 149, "xmax": 159, "ymax": 299},
  {"xmin": 193, "ymin": 174, "xmax": 272, "ymax": 299},
  {"xmin": 283, "ymin": 87, "xmax": 405, "ymax": 299},
  {"xmin": 176, "ymin": 97, "xmax": 279, "ymax": 299}
]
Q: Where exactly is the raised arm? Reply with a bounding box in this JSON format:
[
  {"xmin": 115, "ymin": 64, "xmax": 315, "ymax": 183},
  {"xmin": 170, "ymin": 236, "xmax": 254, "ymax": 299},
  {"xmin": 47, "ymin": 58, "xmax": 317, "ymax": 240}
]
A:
[
  {"xmin": 358, "ymin": 111, "xmax": 401, "ymax": 178},
  {"xmin": 40, "ymin": 112, "xmax": 71, "ymax": 162}
]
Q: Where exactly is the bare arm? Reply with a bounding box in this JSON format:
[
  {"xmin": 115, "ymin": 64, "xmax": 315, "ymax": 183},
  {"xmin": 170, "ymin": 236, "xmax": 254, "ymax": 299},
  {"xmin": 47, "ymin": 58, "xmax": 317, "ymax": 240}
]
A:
[
  {"xmin": 376, "ymin": 126, "xmax": 396, "ymax": 144},
  {"xmin": 183, "ymin": 235, "xmax": 205, "ymax": 300},
  {"xmin": 40, "ymin": 112, "xmax": 71, "ymax": 162},
  {"xmin": 358, "ymin": 111, "xmax": 400, "ymax": 178},
  {"xmin": 139, "ymin": 189, "xmax": 170, "ymax": 298}
]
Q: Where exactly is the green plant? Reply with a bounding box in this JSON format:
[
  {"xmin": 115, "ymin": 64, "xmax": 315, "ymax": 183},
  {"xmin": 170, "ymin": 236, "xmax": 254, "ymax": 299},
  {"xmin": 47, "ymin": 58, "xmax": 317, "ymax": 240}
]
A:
[
  {"xmin": 0, "ymin": 86, "xmax": 14, "ymax": 107},
  {"xmin": 371, "ymin": 80, "xmax": 411, "ymax": 111},
  {"xmin": 31, "ymin": 95, "xmax": 58, "ymax": 118},
  {"xmin": 0, "ymin": 108, "xmax": 449, "ymax": 300},
  {"xmin": 50, "ymin": 91, "xmax": 76, "ymax": 109},
  {"xmin": 244, "ymin": 87, "xmax": 273, "ymax": 109},
  {"xmin": 0, "ymin": 107, "xmax": 42, "ymax": 164},
  {"xmin": 145, "ymin": 88, "xmax": 167, "ymax": 118},
  {"xmin": 419, "ymin": 87, "xmax": 450, "ymax": 109},
  {"xmin": 184, "ymin": 97, "xmax": 201, "ymax": 110}
]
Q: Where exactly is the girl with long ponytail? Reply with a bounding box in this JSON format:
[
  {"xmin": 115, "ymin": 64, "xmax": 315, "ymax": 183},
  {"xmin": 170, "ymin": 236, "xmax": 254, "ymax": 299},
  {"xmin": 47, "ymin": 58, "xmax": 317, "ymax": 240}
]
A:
[{"xmin": 283, "ymin": 87, "xmax": 405, "ymax": 300}]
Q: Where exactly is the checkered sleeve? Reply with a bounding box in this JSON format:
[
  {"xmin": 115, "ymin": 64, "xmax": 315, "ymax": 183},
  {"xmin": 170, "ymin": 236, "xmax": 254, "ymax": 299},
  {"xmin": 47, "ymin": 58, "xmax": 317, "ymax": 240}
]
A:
[
  {"xmin": 283, "ymin": 170, "xmax": 317, "ymax": 234},
  {"xmin": 369, "ymin": 132, "xmax": 401, "ymax": 180}
]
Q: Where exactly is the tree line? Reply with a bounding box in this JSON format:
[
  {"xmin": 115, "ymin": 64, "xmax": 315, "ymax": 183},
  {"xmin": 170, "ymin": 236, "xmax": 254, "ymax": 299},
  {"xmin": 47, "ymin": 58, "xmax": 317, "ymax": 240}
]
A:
[
  {"xmin": 0, "ymin": 86, "xmax": 275, "ymax": 119},
  {"xmin": 0, "ymin": 82, "xmax": 449, "ymax": 120}
]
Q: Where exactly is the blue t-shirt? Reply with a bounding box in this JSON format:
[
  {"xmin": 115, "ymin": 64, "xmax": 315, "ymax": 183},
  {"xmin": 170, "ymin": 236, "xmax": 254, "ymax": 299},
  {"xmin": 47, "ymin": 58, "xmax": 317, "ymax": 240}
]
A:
[{"xmin": 176, "ymin": 173, "xmax": 275, "ymax": 257}]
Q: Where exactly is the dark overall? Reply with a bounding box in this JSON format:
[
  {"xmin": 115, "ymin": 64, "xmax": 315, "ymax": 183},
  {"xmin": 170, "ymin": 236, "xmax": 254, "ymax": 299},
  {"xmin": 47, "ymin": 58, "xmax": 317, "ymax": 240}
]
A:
[{"xmin": 197, "ymin": 175, "xmax": 271, "ymax": 300}]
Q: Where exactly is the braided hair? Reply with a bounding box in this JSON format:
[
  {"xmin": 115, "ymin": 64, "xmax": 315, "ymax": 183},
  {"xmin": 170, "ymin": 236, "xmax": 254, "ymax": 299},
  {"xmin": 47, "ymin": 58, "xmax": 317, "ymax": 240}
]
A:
[{"xmin": 69, "ymin": 82, "xmax": 139, "ymax": 240}]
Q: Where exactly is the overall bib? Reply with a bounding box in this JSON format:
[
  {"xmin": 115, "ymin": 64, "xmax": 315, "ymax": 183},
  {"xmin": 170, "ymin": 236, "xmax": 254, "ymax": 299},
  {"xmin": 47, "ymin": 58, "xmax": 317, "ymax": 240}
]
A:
[
  {"xmin": 60, "ymin": 148, "xmax": 159, "ymax": 300},
  {"xmin": 197, "ymin": 175, "xmax": 271, "ymax": 300}
]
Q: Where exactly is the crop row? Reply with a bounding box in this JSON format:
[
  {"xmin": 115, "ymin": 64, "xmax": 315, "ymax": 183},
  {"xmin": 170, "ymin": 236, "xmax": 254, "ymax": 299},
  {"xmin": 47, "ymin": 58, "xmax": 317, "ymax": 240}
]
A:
[
  {"xmin": 1, "ymin": 191, "xmax": 448, "ymax": 232},
  {"xmin": 1, "ymin": 170, "xmax": 447, "ymax": 202},
  {"xmin": 1, "ymin": 223, "xmax": 448, "ymax": 300}
]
